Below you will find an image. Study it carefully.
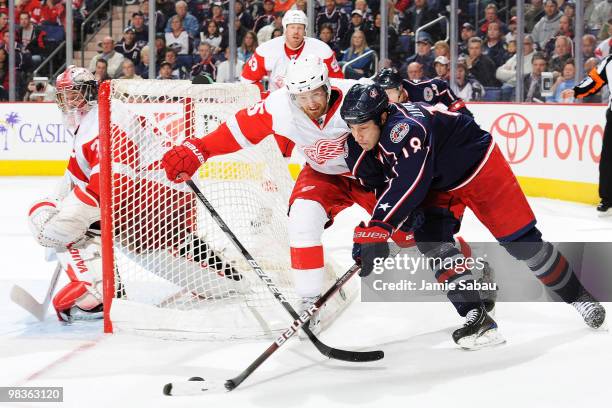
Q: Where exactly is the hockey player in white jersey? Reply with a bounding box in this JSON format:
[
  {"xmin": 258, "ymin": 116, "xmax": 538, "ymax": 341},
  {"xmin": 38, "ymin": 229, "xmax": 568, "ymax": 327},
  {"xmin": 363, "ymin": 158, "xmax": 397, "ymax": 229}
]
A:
[
  {"xmin": 162, "ymin": 55, "xmax": 409, "ymax": 336},
  {"xmin": 240, "ymin": 10, "xmax": 343, "ymax": 93}
]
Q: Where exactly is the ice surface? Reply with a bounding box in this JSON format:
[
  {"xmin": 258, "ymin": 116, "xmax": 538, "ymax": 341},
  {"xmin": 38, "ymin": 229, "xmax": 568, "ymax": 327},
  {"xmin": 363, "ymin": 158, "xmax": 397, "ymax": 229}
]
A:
[{"xmin": 1, "ymin": 177, "xmax": 611, "ymax": 408}]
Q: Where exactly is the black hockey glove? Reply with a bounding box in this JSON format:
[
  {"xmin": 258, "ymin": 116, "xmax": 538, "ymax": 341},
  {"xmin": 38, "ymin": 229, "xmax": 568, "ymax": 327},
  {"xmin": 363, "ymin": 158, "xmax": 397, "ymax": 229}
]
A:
[{"xmin": 353, "ymin": 221, "xmax": 392, "ymax": 277}]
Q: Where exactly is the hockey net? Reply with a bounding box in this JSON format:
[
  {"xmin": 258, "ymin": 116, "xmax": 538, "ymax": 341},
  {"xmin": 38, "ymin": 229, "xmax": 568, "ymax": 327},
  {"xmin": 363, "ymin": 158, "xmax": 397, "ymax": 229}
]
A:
[{"xmin": 98, "ymin": 80, "xmax": 357, "ymax": 340}]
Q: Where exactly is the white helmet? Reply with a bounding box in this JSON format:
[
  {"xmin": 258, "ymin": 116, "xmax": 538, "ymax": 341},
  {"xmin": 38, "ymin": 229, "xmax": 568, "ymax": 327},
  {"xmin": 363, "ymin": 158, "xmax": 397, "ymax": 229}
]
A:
[
  {"xmin": 55, "ymin": 65, "xmax": 98, "ymax": 114},
  {"xmin": 285, "ymin": 54, "xmax": 330, "ymax": 96},
  {"xmin": 282, "ymin": 9, "xmax": 308, "ymax": 30}
]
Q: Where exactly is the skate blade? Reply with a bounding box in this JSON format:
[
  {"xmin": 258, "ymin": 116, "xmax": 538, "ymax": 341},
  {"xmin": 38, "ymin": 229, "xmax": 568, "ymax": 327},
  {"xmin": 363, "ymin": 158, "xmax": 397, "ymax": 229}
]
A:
[{"xmin": 457, "ymin": 329, "xmax": 506, "ymax": 351}]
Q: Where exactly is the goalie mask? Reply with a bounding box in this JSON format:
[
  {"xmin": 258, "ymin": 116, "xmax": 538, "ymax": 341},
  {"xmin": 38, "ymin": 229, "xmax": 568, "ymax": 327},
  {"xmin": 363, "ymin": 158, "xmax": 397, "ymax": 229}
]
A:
[
  {"xmin": 285, "ymin": 55, "xmax": 331, "ymax": 119},
  {"xmin": 55, "ymin": 66, "xmax": 98, "ymax": 127}
]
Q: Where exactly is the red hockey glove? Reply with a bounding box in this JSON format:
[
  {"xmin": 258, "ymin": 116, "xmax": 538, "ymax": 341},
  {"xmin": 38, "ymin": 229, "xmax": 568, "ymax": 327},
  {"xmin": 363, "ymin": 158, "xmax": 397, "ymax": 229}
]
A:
[
  {"xmin": 162, "ymin": 139, "xmax": 207, "ymax": 183},
  {"xmin": 353, "ymin": 221, "xmax": 393, "ymax": 277}
]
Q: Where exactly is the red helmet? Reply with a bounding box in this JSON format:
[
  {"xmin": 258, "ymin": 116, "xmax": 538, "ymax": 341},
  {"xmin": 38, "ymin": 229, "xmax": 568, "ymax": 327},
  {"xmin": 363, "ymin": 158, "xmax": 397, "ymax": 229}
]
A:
[{"xmin": 55, "ymin": 65, "xmax": 98, "ymax": 114}]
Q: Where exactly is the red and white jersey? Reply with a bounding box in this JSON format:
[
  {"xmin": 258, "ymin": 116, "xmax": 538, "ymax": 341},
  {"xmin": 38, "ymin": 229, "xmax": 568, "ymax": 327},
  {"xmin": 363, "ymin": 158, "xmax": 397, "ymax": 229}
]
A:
[
  {"xmin": 65, "ymin": 106, "xmax": 101, "ymax": 208},
  {"xmin": 199, "ymin": 78, "xmax": 361, "ymax": 175},
  {"xmin": 240, "ymin": 36, "xmax": 343, "ymax": 92}
]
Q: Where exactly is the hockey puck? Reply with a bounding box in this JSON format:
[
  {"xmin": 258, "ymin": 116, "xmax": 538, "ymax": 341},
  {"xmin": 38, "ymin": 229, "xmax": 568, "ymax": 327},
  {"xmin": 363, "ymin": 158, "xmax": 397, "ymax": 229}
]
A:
[
  {"xmin": 162, "ymin": 383, "xmax": 172, "ymax": 396},
  {"xmin": 188, "ymin": 377, "xmax": 204, "ymax": 381}
]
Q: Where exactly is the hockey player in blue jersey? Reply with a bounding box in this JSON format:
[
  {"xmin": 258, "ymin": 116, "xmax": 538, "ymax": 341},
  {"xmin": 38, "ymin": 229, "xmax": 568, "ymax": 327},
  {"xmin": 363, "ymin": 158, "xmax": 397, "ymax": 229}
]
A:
[
  {"xmin": 373, "ymin": 67, "xmax": 473, "ymax": 117},
  {"xmin": 341, "ymin": 83, "xmax": 606, "ymax": 349}
]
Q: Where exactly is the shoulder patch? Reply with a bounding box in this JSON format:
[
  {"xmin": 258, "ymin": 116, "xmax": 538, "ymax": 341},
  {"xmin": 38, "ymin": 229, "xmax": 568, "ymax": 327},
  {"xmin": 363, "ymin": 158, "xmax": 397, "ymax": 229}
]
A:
[{"xmin": 390, "ymin": 122, "xmax": 410, "ymax": 144}]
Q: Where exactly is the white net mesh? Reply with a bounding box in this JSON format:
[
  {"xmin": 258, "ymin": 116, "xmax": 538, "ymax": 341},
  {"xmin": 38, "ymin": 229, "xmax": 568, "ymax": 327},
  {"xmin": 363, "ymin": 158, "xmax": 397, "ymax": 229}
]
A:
[{"xmin": 101, "ymin": 80, "xmax": 357, "ymax": 340}]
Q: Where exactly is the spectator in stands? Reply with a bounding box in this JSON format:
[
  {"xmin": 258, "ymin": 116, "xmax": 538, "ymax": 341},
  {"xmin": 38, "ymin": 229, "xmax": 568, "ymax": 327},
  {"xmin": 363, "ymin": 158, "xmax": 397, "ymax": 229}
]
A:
[
  {"xmin": 591, "ymin": 0, "xmax": 612, "ymax": 38},
  {"xmin": 224, "ymin": 16, "xmax": 248, "ymax": 49},
  {"xmin": 0, "ymin": 12, "xmax": 7, "ymax": 35},
  {"xmin": 524, "ymin": 52, "xmax": 548, "ymax": 102},
  {"xmin": 583, "ymin": 34, "xmax": 598, "ymax": 60},
  {"xmin": 595, "ymin": 20, "xmax": 612, "ymax": 58},
  {"xmin": 164, "ymin": 48, "xmax": 189, "ymax": 79},
  {"xmin": 434, "ymin": 56, "xmax": 450, "ymax": 82},
  {"xmin": 209, "ymin": 2, "xmax": 227, "ymax": 30},
  {"xmin": 272, "ymin": 28, "xmax": 283, "ymax": 39},
  {"xmin": 165, "ymin": 15, "xmax": 192, "ymax": 55},
  {"xmin": 130, "ymin": 11, "xmax": 148, "ymax": 47},
  {"xmin": 549, "ymin": 35, "xmax": 572, "ymax": 78},
  {"xmin": 316, "ymin": 0, "xmax": 349, "ymax": 45},
  {"xmin": 483, "ymin": 21, "xmax": 508, "ymax": 68},
  {"xmin": 235, "ymin": 0, "xmax": 254, "ymax": 30},
  {"xmin": 89, "ymin": 36, "xmax": 125, "ymax": 79},
  {"xmin": 320, "ymin": 23, "xmax": 341, "ymax": 57},
  {"xmin": 340, "ymin": 30, "xmax": 374, "ymax": 79},
  {"xmin": 202, "ymin": 20, "xmax": 224, "ymax": 56},
  {"xmin": 165, "ymin": 1, "xmax": 199, "ymax": 38},
  {"xmin": 94, "ymin": 59, "xmax": 111, "ymax": 82},
  {"xmin": 403, "ymin": 32, "xmax": 435, "ymax": 79},
  {"xmin": 216, "ymin": 47, "xmax": 244, "ymax": 83},
  {"xmin": 0, "ymin": 47, "xmax": 9, "ymax": 99},
  {"xmin": 506, "ymin": 16, "xmax": 518, "ymax": 44},
  {"xmin": 19, "ymin": 0, "xmax": 44, "ymax": 25},
  {"xmin": 191, "ymin": 42, "xmax": 216, "ymax": 80},
  {"xmin": 466, "ymin": 36, "xmax": 500, "ymax": 87},
  {"xmin": 400, "ymin": 0, "xmax": 442, "ymax": 42},
  {"xmin": 17, "ymin": 11, "xmax": 46, "ymax": 68},
  {"xmin": 406, "ymin": 61, "xmax": 425, "ymax": 81},
  {"xmin": 295, "ymin": 0, "xmax": 308, "ymax": 14},
  {"xmin": 479, "ymin": 3, "xmax": 506, "ymax": 38},
  {"xmin": 585, "ymin": 0, "xmax": 599, "ymax": 35},
  {"xmin": 116, "ymin": 27, "xmax": 142, "ymax": 63},
  {"xmin": 459, "ymin": 23, "xmax": 476, "ymax": 57},
  {"xmin": 238, "ymin": 31, "xmax": 258, "ymax": 62},
  {"xmin": 548, "ymin": 59, "xmax": 576, "ymax": 102},
  {"xmin": 23, "ymin": 78, "xmax": 55, "ymax": 102},
  {"xmin": 451, "ymin": 61, "xmax": 484, "ymax": 101},
  {"xmin": 141, "ymin": 0, "xmax": 166, "ymax": 33},
  {"xmin": 257, "ymin": 12, "xmax": 283, "ymax": 44},
  {"xmin": 340, "ymin": 10, "xmax": 369, "ymax": 50},
  {"xmin": 354, "ymin": 0, "xmax": 372, "ymax": 23},
  {"xmin": 119, "ymin": 59, "xmax": 142, "ymax": 80},
  {"xmin": 532, "ymin": 0, "xmax": 563, "ymax": 50},
  {"xmin": 434, "ymin": 40, "xmax": 450, "ymax": 59},
  {"xmin": 563, "ymin": 1, "xmax": 576, "ymax": 18},
  {"xmin": 155, "ymin": 34, "xmax": 167, "ymax": 63},
  {"xmin": 496, "ymin": 34, "xmax": 535, "ymax": 100},
  {"xmin": 40, "ymin": 0, "xmax": 64, "ymax": 25},
  {"xmin": 368, "ymin": 12, "xmax": 399, "ymax": 65},
  {"xmin": 525, "ymin": 0, "xmax": 545, "ymax": 33},
  {"xmin": 254, "ymin": 0, "xmax": 276, "ymax": 33},
  {"xmin": 135, "ymin": 45, "xmax": 151, "ymax": 79},
  {"xmin": 157, "ymin": 60, "xmax": 178, "ymax": 80}
]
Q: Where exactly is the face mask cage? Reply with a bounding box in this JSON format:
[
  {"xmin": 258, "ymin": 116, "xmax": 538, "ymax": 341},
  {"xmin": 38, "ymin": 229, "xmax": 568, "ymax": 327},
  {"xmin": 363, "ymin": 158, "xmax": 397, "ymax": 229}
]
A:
[{"xmin": 55, "ymin": 82, "xmax": 98, "ymax": 114}]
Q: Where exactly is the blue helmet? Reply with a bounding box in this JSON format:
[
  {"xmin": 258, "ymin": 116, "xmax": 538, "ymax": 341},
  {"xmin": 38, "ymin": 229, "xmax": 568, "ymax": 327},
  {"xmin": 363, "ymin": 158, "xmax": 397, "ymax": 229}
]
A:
[
  {"xmin": 340, "ymin": 83, "xmax": 389, "ymax": 125},
  {"xmin": 373, "ymin": 68, "xmax": 403, "ymax": 90}
]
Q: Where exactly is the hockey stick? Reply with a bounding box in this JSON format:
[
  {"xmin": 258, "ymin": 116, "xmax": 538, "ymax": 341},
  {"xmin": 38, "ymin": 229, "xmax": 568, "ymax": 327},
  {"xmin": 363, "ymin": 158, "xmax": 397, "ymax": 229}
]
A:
[
  {"xmin": 10, "ymin": 262, "xmax": 62, "ymax": 321},
  {"xmin": 163, "ymin": 262, "xmax": 367, "ymax": 395},
  {"xmin": 184, "ymin": 179, "xmax": 383, "ymax": 363}
]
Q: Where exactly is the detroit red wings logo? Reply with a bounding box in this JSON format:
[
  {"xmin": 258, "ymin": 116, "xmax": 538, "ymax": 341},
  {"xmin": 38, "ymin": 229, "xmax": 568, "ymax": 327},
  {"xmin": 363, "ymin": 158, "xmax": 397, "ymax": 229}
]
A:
[{"xmin": 302, "ymin": 134, "xmax": 349, "ymax": 165}]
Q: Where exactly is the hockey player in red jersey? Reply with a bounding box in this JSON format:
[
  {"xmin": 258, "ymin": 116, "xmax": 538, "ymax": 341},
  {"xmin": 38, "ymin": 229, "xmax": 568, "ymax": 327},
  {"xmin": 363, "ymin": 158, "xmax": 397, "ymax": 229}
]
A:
[
  {"xmin": 340, "ymin": 83, "xmax": 606, "ymax": 348},
  {"xmin": 240, "ymin": 9, "xmax": 343, "ymax": 93}
]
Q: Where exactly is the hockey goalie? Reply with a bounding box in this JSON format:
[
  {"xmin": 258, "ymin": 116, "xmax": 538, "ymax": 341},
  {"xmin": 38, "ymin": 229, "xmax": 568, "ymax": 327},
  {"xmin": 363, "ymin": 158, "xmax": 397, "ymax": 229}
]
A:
[{"xmin": 27, "ymin": 66, "xmax": 240, "ymax": 323}]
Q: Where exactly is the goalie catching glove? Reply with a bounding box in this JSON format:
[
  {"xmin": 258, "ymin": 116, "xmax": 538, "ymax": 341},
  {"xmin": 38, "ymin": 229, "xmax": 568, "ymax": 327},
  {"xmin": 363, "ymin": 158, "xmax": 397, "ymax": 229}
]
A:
[
  {"xmin": 28, "ymin": 188, "xmax": 99, "ymax": 249},
  {"xmin": 162, "ymin": 139, "xmax": 208, "ymax": 183},
  {"xmin": 353, "ymin": 221, "xmax": 392, "ymax": 277}
]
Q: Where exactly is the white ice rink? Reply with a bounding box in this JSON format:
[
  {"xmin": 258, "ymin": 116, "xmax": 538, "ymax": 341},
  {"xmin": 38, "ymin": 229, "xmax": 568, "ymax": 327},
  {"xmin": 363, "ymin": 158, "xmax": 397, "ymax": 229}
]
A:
[{"xmin": 1, "ymin": 177, "xmax": 611, "ymax": 408}]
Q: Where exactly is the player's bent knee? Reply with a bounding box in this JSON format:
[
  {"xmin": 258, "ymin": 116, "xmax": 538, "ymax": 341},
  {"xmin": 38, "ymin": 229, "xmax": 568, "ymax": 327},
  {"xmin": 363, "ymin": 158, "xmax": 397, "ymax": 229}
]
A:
[
  {"xmin": 500, "ymin": 226, "xmax": 544, "ymax": 260},
  {"xmin": 288, "ymin": 199, "xmax": 328, "ymax": 246}
]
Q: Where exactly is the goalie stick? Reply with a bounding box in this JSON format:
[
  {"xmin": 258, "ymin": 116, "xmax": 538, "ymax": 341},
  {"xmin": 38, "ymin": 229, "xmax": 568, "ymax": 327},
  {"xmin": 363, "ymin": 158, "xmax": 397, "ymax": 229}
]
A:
[
  {"xmin": 163, "ymin": 262, "xmax": 368, "ymax": 395},
  {"xmin": 10, "ymin": 263, "xmax": 62, "ymax": 321},
  {"xmin": 184, "ymin": 179, "xmax": 383, "ymax": 363}
]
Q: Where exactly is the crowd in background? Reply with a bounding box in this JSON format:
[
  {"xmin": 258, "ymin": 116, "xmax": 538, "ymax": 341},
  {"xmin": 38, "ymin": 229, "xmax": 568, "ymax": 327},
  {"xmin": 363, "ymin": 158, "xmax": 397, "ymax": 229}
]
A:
[{"xmin": 1, "ymin": 0, "xmax": 611, "ymax": 102}]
